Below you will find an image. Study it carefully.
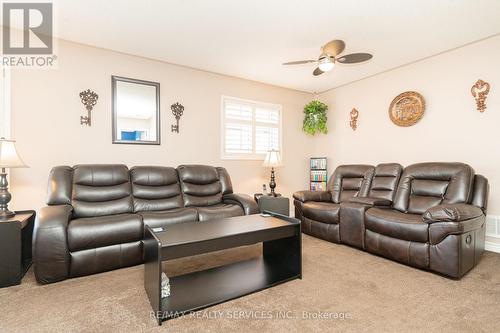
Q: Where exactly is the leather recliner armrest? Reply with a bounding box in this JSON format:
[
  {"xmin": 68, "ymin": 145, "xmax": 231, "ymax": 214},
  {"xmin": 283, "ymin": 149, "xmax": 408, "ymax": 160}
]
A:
[
  {"xmin": 422, "ymin": 204, "xmax": 484, "ymax": 223},
  {"xmin": 348, "ymin": 197, "xmax": 391, "ymax": 206},
  {"xmin": 427, "ymin": 216, "xmax": 485, "ymax": 245},
  {"xmin": 33, "ymin": 205, "xmax": 73, "ymax": 284},
  {"xmin": 293, "ymin": 190, "xmax": 331, "ymax": 203},
  {"xmin": 223, "ymin": 193, "xmax": 259, "ymax": 215}
]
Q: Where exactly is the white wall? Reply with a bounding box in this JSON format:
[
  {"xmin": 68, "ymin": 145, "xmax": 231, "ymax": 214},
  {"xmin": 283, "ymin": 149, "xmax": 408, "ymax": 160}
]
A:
[
  {"xmin": 316, "ymin": 35, "xmax": 500, "ymax": 245},
  {"xmin": 0, "ymin": 68, "xmax": 11, "ymax": 138},
  {"xmin": 9, "ymin": 39, "xmax": 314, "ymax": 211},
  {"xmin": 8, "ymin": 34, "xmax": 500, "ymax": 248}
]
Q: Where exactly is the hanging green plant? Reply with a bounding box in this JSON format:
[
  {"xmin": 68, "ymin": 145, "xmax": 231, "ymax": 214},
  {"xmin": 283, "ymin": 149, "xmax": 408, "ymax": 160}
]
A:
[{"xmin": 303, "ymin": 100, "xmax": 328, "ymax": 135}]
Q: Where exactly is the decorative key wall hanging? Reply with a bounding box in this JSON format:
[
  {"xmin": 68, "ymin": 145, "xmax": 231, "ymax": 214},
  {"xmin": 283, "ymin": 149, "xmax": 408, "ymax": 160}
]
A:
[
  {"xmin": 79, "ymin": 89, "xmax": 98, "ymax": 126},
  {"xmin": 171, "ymin": 102, "xmax": 184, "ymax": 133}
]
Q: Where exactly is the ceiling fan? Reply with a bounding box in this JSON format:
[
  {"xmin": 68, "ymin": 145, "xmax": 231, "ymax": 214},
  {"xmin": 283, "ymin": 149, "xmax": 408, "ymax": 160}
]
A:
[{"xmin": 282, "ymin": 40, "xmax": 373, "ymax": 76}]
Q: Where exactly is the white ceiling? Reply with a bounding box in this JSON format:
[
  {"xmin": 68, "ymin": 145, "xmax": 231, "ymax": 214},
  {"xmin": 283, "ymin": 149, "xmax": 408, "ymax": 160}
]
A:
[{"xmin": 44, "ymin": 1, "xmax": 500, "ymax": 92}]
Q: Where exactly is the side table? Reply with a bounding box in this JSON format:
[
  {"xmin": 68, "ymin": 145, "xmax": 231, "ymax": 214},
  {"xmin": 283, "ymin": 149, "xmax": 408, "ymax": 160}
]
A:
[
  {"xmin": 0, "ymin": 210, "xmax": 36, "ymax": 287},
  {"xmin": 254, "ymin": 193, "xmax": 290, "ymax": 216}
]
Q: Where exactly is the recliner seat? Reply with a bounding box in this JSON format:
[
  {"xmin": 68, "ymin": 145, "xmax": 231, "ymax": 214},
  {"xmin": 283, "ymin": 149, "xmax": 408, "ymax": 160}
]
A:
[
  {"xmin": 294, "ymin": 162, "xmax": 488, "ymax": 278},
  {"xmin": 34, "ymin": 164, "xmax": 259, "ymax": 284},
  {"xmin": 295, "ymin": 164, "xmax": 374, "ymax": 243},
  {"xmin": 364, "ymin": 208, "xmax": 427, "ymax": 242}
]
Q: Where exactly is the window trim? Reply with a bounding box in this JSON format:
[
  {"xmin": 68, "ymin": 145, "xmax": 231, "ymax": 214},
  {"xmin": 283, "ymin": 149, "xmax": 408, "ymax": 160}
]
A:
[{"xmin": 220, "ymin": 95, "xmax": 283, "ymax": 160}]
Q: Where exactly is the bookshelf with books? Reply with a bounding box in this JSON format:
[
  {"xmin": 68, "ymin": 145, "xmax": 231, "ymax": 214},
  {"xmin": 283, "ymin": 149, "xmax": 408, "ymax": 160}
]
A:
[{"xmin": 310, "ymin": 157, "xmax": 328, "ymax": 191}]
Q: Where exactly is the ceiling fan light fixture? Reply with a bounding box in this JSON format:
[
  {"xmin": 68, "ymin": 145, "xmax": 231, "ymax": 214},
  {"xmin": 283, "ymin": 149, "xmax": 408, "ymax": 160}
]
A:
[
  {"xmin": 318, "ymin": 57, "xmax": 334, "ymax": 72},
  {"xmin": 282, "ymin": 40, "xmax": 372, "ymax": 77}
]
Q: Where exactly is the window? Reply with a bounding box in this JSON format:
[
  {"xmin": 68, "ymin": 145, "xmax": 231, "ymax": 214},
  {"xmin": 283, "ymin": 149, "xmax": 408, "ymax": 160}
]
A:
[{"xmin": 221, "ymin": 96, "xmax": 282, "ymax": 159}]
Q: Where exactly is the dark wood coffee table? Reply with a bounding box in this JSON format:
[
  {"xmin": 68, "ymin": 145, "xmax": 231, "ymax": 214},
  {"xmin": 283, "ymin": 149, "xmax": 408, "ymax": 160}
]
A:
[{"xmin": 144, "ymin": 212, "xmax": 301, "ymax": 325}]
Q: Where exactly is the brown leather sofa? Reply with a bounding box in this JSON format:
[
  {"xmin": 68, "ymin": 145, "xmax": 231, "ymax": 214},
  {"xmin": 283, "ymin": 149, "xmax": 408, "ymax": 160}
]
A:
[
  {"xmin": 33, "ymin": 164, "xmax": 258, "ymax": 284},
  {"xmin": 294, "ymin": 162, "xmax": 488, "ymax": 278}
]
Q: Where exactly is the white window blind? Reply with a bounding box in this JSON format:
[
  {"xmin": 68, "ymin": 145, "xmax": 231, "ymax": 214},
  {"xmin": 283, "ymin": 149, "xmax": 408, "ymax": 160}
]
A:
[{"xmin": 221, "ymin": 96, "xmax": 282, "ymax": 159}]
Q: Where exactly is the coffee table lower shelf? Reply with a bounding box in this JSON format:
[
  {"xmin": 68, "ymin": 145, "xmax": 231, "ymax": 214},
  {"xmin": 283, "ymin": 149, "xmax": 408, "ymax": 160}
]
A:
[{"xmin": 160, "ymin": 256, "xmax": 299, "ymax": 321}]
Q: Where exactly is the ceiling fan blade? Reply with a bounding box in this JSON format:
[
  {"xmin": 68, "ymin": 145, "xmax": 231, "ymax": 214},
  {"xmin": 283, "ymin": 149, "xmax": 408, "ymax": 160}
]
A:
[
  {"xmin": 336, "ymin": 53, "xmax": 373, "ymax": 64},
  {"xmin": 313, "ymin": 67, "xmax": 324, "ymax": 76},
  {"xmin": 282, "ymin": 60, "xmax": 317, "ymax": 65},
  {"xmin": 322, "ymin": 40, "xmax": 345, "ymax": 57}
]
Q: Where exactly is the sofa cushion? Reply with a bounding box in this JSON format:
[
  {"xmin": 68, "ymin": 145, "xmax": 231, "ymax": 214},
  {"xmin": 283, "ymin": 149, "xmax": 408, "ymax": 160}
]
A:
[
  {"xmin": 393, "ymin": 162, "xmax": 474, "ymax": 215},
  {"xmin": 365, "ymin": 208, "xmax": 428, "ymax": 242},
  {"xmin": 196, "ymin": 204, "xmax": 244, "ymax": 222},
  {"xmin": 302, "ymin": 202, "xmax": 340, "ymax": 224},
  {"xmin": 139, "ymin": 208, "xmax": 198, "ymax": 229},
  {"xmin": 68, "ymin": 213, "xmax": 143, "ymax": 252},
  {"xmin": 330, "ymin": 165, "xmax": 375, "ymax": 203},
  {"xmin": 71, "ymin": 164, "xmax": 133, "ymax": 218},
  {"xmin": 178, "ymin": 165, "xmax": 223, "ymax": 207},
  {"xmin": 367, "ymin": 163, "xmax": 403, "ymax": 202},
  {"xmin": 130, "ymin": 166, "xmax": 184, "ymax": 212}
]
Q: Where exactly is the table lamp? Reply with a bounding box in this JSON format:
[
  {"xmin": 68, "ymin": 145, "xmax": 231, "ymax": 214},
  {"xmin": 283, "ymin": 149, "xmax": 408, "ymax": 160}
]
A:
[
  {"xmin": 262, "ymin": 149, "xmax": 282, "ymax": 197},
  {"xmin": 0, "ymin": 138, "xmax": 27, "ymax": 220}
]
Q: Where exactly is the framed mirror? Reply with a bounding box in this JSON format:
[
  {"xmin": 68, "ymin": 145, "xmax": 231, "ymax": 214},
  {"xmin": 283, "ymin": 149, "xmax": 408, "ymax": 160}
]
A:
[{"xmin": 112, "ymin": 76, "xmax": 160, "ymax": 145}]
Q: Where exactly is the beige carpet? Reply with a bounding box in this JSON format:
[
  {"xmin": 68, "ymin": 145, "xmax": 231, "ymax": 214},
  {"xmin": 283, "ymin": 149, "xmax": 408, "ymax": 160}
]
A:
[{"xmin": 1, "ymin": 235, "xmax": 500, "ymax": 333}]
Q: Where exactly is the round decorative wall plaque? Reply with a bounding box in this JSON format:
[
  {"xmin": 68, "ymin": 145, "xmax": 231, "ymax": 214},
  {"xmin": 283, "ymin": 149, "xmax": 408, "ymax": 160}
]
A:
[{"xmin": 388, "ymin": 91, "xmax": 425, "ymax": 127}]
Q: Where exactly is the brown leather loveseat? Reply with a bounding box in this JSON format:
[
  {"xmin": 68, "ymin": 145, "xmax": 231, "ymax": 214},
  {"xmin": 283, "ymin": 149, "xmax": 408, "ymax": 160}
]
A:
[
  {"xmin": 294, "ymin": 162, "xmax": 488, "ymax": 278},
  {"xmin": 34, "ymin": 164, "xmax": 258, "ymax": 284}
]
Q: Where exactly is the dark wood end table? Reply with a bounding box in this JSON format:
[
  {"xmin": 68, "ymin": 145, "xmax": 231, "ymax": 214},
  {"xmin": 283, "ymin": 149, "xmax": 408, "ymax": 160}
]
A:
[
  {"xmin": 254, "ymin": 193, "xmax": 290, "ymax": 216},
  {"xmin": 254, "ymin": 192, "xmax": 281, "ymax": 202},
  {"xmin": 0, "ymin": 210, "xmax": 36, "ymax": 288}
]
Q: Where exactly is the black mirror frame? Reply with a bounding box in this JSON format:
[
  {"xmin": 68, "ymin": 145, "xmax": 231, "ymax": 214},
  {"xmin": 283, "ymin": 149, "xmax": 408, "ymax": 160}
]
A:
[{"xmin": 111, "ymin": 75, "xmax": 161, "ymax": 145}]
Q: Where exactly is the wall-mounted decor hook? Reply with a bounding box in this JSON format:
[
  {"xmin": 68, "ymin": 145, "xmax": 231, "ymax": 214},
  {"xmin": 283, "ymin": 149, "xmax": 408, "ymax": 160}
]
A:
[
  {"xmin": 471, "ymin": 79, "xmax": 490, "ymax": 113},
  {"xmin": 350, "ymin": 108, "xmax": 359, "ymax": 130}
]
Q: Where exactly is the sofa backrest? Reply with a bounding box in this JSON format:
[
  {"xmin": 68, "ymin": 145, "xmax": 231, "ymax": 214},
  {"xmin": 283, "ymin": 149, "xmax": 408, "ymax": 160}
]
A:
[
  {"xmin": 47, "ymin": 166, "xmax": 74, "ymax": 205},
  {"xmin": 329, "ymin": 165, "xmax": 375, "ymax": 203},
  {"xmin": 71, "ymin": 164, "xmax": 133, "ymax": 218},
  {"xmin": 130, "ymin": 166, "xmax": 183, "ymax": 212},
  {"xmin": 47, "ymin": 164, "xmax": 234, "ymax": 212},
  {"xmin": 393, "ymin": 162, "xmax": 475, "ymax": 214},
  {"xmin": 177, "ymin": 165, "xmax": 232, "ymax": 207},
  {"xmin": 216, "ymin": 167, "xmax": 234, "ymax": 195},
  {"xmin": 367, "ymin": 163, "xmax": 403, "ymax": 202},
  {"xmin": 471, "ymin": 174, "xmax": 489, "ymax": 212}
]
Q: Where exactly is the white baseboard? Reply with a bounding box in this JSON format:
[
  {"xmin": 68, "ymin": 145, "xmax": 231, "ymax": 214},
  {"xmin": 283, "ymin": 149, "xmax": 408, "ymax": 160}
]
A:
[
  {"xmin": 485, "ymin": 214, "xmax": 500, "ymax": 254},
  {"xmin": 485, "ymin": 241, "xmax": 500, "ymax": 253}
]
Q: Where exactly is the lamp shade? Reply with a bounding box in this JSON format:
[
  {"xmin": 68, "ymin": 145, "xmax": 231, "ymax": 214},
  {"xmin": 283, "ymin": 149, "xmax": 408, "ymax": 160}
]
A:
[
  {"xmin": 262, "ymin": 149, "xmax": 282, "ymax": 167},
  {"xmin": 0, "ymin": 138, "xmax": 27, "ymax": 168}
]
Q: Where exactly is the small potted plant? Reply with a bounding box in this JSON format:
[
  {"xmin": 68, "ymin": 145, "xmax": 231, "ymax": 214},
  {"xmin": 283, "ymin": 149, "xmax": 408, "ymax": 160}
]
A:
[{"xmin": 303, "ymin": 100, "xmax": 328, "ymax": 135}]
